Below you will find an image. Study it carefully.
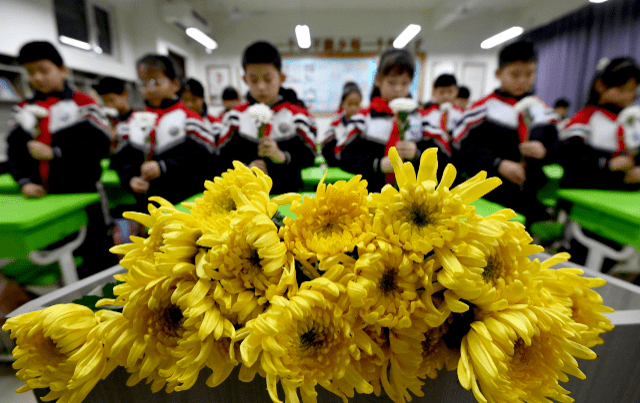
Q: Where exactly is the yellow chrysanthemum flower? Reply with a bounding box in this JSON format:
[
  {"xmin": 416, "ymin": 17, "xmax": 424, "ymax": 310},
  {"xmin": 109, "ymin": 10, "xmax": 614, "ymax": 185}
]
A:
[
  {"xmin": 369, "ymin": 147, "xmax": 502, "ymax": 284},
  {"xmin": 418, "ymin": 314, "xmax": 461, "ymax": 380},
  {"xmin": 344, "ymin": 241, "xmax": 436, "ymax": 329},
  {"xmin": 348, "ymin": 325, "xmax": 388, "ymax": 398},
  {"xmin": 238, "ymin": 278, "xmax": 373, "ymax": 403},
  {"xmin": 441, "ymin": 215, "xmax": 545, "ymax": 310},
  {"xmin": 197, "ymin": 188, "xmax": 296, "ymax": 326},
  {"xmin": 96, "ymin": 258, "xmax": 235, "ymax": 393},
  {"xmin": 186, "ymin": 161, "xmax": 295, "ymax": 233},
  {"xmin": 3, "ymin": 304, "xmax": 112, "ymax": 403},
  {"xmin": 282, "ymin": 174, "xmax": 375, "ymax": 266},
  {"xmin": 537, "ymin": 253, "xmax": 614, "ymax": 347},
  {"xmin": 458, "ymin": 303, "xmax": 596, "ymax": 403}
]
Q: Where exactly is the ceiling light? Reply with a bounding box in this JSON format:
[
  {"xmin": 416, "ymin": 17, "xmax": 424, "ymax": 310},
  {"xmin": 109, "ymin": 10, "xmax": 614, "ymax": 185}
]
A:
[
  {"xmin": 186, "ymin": 27, "xmax": 218, "ymax": 50},
  {"xmin": 94, "ymin": 46, "xmax": 103, "ymax": 54},
  {"xmin": 481, "ymin": 26, "xmax": 524, "ymax": 49},
  {"xmin": 59, "ymin": 36, "xmax": 92, "ymax": 50},
  {"xmin": 295, "ymin": 25, "xmax": 311, "ymax": 49},
  {"xmin": 393, "ymin": 24, "xmax": 421, "ymax": 49},
  {"xmin": 589, "ymin": 0, "xmax": 608, "ymax": 3}
]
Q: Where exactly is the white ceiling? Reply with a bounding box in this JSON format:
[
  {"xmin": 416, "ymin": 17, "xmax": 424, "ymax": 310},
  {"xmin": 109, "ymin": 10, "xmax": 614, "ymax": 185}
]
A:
[{"xmin": 178, "ymin": 0, "xmax": 591, "ymax": 54}]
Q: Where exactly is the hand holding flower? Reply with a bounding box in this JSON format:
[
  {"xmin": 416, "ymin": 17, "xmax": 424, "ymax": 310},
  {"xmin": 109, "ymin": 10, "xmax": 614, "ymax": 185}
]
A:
[{"xmin": 258, "ymin": 137, "xmax": 286, "ymax": 164}]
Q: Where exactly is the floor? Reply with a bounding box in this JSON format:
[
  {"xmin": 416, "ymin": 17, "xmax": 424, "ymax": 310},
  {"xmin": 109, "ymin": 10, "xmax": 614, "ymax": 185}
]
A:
[{"xmin": 0, "ymin": 361, "xmax": 37, "ymax": 403}]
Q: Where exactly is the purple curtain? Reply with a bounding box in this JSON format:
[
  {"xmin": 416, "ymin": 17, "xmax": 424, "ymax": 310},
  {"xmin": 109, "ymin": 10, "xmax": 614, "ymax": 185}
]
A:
[{"xmin": 524, "ymin": 0, "xmax": 640, "ymax": 114}]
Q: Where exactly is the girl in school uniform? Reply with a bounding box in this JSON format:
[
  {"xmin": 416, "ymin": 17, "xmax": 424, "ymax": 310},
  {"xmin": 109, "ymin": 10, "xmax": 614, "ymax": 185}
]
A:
[
  {"xmin": 111, "ymin": 54, "xmax": 216, "ymax": 207},
  {"xmin": 558, "ymin": 57, "xmax": 640, "ymax": 190},
  {"xmin": 320, "ymin": 82, "xmax": 362, "ymax": 167},
  {"xmin": 336, "ymin": 48, "xmax": 450, "ymax": 191}
]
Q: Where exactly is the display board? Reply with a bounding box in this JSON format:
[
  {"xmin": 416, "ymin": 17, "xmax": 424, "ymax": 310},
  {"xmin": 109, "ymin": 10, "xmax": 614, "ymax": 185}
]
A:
[{"xmin": 281, "ymin": 54, "xmax": 425, "ymax": 114}]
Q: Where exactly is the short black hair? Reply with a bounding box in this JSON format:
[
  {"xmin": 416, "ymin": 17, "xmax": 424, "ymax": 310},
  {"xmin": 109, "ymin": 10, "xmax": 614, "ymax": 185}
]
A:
[
  {"xmin": 554, "ymin": 98, "xmax": 569, "ymax": 108},
  {"xmin": 458, "ymin": 86, "xmax": 470, "ymax": 99},
  {"xmin": 184, "ymin": 78, "xmax": 205, "ymax": 98},
  {"xmin": 341, "ymin": 82, "xmax": 362, "ymax": 104},
  {"xmin": 434, "ymin": 74, "xmax": 457, "ymax": 88},
  {"xmin": 18, "ymin": 41, "xmax": 64, "ymax": 67},
  {"xmin": 93, "ymin": 77, "xmax": 127, "ymax": 95},
  {"xmin": 587, "ymin": 57, "xmax": 640, "ymax": 105},
  {"xmin": 222, "ymin": 86, "xmax": 239, "ymax": 100},
  {"xmin": 242, "ymin": 41, "xmax": 282, "ymax": 72},
  {"xmin": 377, "ymin": 48, "xmax": 415, "ymax": 78},
  {"xmin": 498, "ymin": 41, "xmax": 537, "ymax": 69},
  {"xmin": 136, "ymin": 54, "xmax": 183, "ymax": 81}
]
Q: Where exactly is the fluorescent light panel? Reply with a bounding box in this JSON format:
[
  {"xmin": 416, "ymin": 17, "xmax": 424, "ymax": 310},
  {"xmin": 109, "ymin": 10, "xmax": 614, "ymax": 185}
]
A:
[
  {"xmin": 481, "ymin": 26, "xmax": 524, "ymax": 49},
  {"xmin": 590, "ymin": 0, "xmax": 607, "ymax": 3},
  {"xmin": 185, "ymin": 27, "xmax": 218, "ymax": 50},
  {"xmin": 295, "ymin": 25, "xmax": 311, "ymax": 49},
  {"xmin": 393, "ymin": 24, "xmax": 421, "ymax": 49},
  {"xmin": 59, "ymin": 35, "xmax": 92, "ymax": 50}
]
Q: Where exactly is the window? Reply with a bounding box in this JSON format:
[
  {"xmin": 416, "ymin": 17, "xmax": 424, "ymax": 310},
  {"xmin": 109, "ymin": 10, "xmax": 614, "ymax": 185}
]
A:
[{"xmin": 53, "ymin": 0, "xmax": 114, "ymax": 55}]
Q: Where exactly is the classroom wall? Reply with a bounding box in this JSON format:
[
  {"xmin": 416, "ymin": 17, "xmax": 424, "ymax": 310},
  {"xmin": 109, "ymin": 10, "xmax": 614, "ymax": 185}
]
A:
[{"xmin": 0, "ymin": 0, "xmax": 207, "ymax": 85}]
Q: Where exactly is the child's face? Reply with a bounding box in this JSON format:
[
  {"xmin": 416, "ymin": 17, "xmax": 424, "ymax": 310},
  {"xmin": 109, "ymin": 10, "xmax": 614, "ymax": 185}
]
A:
[
  {"xmin": 223, "ymin": 98, "xmax": 242, "ymax": 111},
  {"xmin": 101, "ymin": 91, "xmax": 130, "ymax": 115},
  {"xmin": 496, "ymin": 61, "xmax": 537, "ymax": 98},
  {"xmin": 376, "ymin": 72, "xmax": 413, "ymax": 103},
  {"xmin": 455, "ymin": 97, "xmax": 469, "ymax": 110},
  {"xmin": 597, "ymin": 78, "xmax": 638, "ymax": 108},
  {"xmin": 554, "ymin": 106, "xmax": 568, "ymax": 118},
  {"xmin": 138, "ymin": 65, "xmax": 180, "ymax": 108},
  {"xmin": 243, "ymin": 64, "xmax": 285, "ymax": 105},
  {"xmin": 23, "ymin": 59, "xmax": 68, "ymax": 94},
  {"xmin": 341, "ymin": 92, "xmax": 362, "ymax": 119},
  {"xmin": 433, "ymin": 85, "xmax": 459, "ymax": 105},
  {"xmin": 182, "ymin": 90, "xmax": 205, "ymax": 115}
]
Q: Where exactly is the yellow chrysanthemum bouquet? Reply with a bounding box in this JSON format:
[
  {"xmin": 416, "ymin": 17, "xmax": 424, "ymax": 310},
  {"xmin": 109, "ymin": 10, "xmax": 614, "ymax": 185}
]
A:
[{"xmin": 3, "ymin": 148, "xmax": 614, "ymax": 403}]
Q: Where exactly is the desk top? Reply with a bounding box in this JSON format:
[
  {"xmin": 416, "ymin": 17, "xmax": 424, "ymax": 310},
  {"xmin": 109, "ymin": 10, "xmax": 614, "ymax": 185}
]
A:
[
  {"xmin": 0, "ymin": 173, "xmax": 19, "ymax": 193},
  {"xmin": 301, "ymin": 167, "xmax": 355, "ymax": 184},
  {"xmin": 100, "ymin": 169, "xmax": 121, "ymax": 186},
  {"xmin": 543, "ymin": 164, "xmax": 564, "ymax": 181},
  {"xmin": 558, "ymin": 189, "xmax": 640, "ymax": 225},
  {"xmin": 0, "ymin": 193, "xmax": 100, "ymax": 231}
]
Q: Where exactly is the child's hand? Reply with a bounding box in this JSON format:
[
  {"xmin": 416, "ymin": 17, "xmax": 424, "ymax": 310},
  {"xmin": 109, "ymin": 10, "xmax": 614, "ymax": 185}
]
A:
[
  {"xmin": 27, "ymin": 141, "xmax": 54, "ymax": 160},
  {"xmin": 21, "ymin": 183, "xmax": 47, "ymax": 198},
  {"xmin": 258, "ymin": 137, "xmax": 286, "ymax": 164},
  {"xmin": 249, "ymin": 159, "xmax": 268, "ymax": 173},
  {"xmin": 609, "ymin": 155, "xmax": 635, "ymax": 171},
  {"xmin": 519, "ymin": 140, "xmax": 547, "ymax": 160},
  {"xmin": 498, "ymin": 160, "xmax": 526, "ymax": 185},
  {"xmin": 140, "ymin": 161, "xmax": 161, "ymax": 181},
  {"xmin": 130, "ymin": 177, "xmax": 150, "ymax": 194},
  {"xmin": 380, "ymin": 157, "xmax": 394, "ymax": 173},
  {"xmin": 395, "ymin": 141, "xmax": 417, "ymax": 160},
  {"xmin": 624, "ymin": 166, "xmax": 640, "ymax": 183}
]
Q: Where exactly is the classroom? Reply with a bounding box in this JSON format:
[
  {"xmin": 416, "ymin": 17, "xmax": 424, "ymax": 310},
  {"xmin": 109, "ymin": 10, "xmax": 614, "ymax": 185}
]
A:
[{"xmin": 0, "ymin": 0, "xmax": 639, "ymax": 402}]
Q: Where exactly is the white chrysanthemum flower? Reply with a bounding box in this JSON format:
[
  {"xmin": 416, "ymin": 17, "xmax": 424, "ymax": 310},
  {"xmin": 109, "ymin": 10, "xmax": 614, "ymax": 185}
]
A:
[
  {"xmin": 439, "ymin": 102, "xmax": 453, "ymax": 113},
  {"xmin": 389, "ymin": 98, "xmax": 418, "ymax": 114},
  {"xmin": 24, "ymin": 105, "xmax": 49, "ymax": 118},
  {"xmin": 132, "ymin": 111, "xmax": 158, "ymax": 131},
  {"xmin": 618, "ymin": 105, "xmax": 640, "ymax": 126},
  {"xmin": 513, "ymin": 96, "xmax": 539, "ymax": 114},
  {"xmin": 102, "ymin": 107, "xmax": 119, "ymax": 118},
  {"xmin": 247, "ymin": 103, "xmax": 273, "ymax": 126}
]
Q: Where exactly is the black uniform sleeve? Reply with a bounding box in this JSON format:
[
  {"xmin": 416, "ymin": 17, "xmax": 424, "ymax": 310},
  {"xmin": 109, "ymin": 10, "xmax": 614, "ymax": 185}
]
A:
[
  {"xmin": 7, "ymin": 126, "xmax": 40, "ymax": 186},
  {"xmin": 110, "ymin": 142, "xmax": 144, "ymax": 194},
  {"xmin": 557, "ymin": 137, "xmax": 626, "ymax": 189},
  {"xmin": 529, "ymin": 123, "xmax": 559, "ymax": 162},
  {"xmin": 457, "ymin": 121, "xmax": 505, "ymax": 178}
]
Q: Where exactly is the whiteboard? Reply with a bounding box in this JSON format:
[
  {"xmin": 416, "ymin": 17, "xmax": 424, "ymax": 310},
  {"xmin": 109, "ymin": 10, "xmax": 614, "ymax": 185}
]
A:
[{"xmin": 282, "ymin": 55, "xmax": 424, "ymax": 113}]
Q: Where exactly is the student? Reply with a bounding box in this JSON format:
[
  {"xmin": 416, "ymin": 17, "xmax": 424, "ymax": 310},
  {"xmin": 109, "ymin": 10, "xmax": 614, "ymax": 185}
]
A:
[
  {"xmin": 452, "ymin": 41, "xmax": 558, "ymax": 224},
  {"xmin": 7, "ymin": 41, "xmax": 114, "ymax": 277},
  {"xmin": 431, "ymin": 73, "xmax": 459, "ymax": 106},
  {"xmin": 218, "ymin": 41, "xmax": 316, "ymax": 195},
  {"xmin": 183, "ymin": 78, "xmax": 223, "ymax": 143},
  {"xmin": 321, "ymin": 82, "xmax": 362, "ymax": 167},
  {"xmin": 93, "ymin": 76, "xmax": 134, "ymax": 153},
  {"xmin": 111, "ymin": 54, "xmax": 216, "ymax": 207},
  {"xmin": 220, "ymin": 86, "xmax": 242, "ymax": 118},
  {"xmin": 553, "ymin": 98, "xmax": 570, "ymax": 130},
  {"xmin": 557, "ymin": 57, "xmax": 640, "ymax": 190},
  {"xmin": 456, "ymin": 86, "xmax": 471, "ymax": 110},
  {"xmin": 337, "ymin": 48, "xmax": 450, "ymax": 192}
]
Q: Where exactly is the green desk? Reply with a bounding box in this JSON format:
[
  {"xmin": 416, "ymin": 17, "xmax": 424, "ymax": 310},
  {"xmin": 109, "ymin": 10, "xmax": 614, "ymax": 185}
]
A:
[
  {"xmin": 537, "ymin": 164, "xmax": 565, "ymax": 209},
  {"xmin": 0, "ymin": 173, "xmax": 19, "ymax": 194},
  {"xmin": 301, "ymin": 167, "xmax": 355, "ymax": 190},
  {"xmin": 558, "ymin": 189, "xmax": 640, "ymax": 270},
  {"xmin": 314, "ymin": 156, "xmax": 326, "ymax": 167},
  {"xmin": 100, "ymin": 168, "xmax": 137, "ymax": 210},
  {"xmin": 0, "ymin": 193, "xmax": 100, "ymax": 285}
]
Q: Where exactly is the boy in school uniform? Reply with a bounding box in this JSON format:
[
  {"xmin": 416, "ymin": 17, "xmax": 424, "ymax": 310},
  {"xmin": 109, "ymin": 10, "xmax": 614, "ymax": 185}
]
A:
[
  {"xmin": 93, "ymin": 77, "xmax": 135, "ymax": 153},
  {"xmin": 455, "ymin": 86, "xmax": 471, "ymax": 110},
  {"xmin": 452, "ymin": 41, "xmax": 558, "ymax": 224},
  {"xmin": 220, "ymin": 86, "xmax": 242, "ymax": 119},
  {"xmin": 182, "ymin": 78, "xmax": 224, "ymax": 143},
  {"xmin": 7, "ymin": 41, "xmax": 115, "ymax": 277},
  {"xmin": 218, "ymin": 41, "xmax": 316, "ymax": 195},
  {"xmin": 421, "ymin": 74, "xmax": 464, "ymax": 161}
]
